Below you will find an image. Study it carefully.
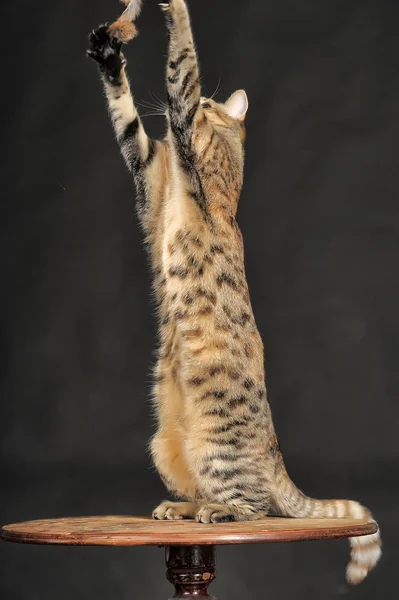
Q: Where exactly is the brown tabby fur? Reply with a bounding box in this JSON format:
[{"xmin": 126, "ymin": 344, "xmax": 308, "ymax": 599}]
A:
[{"xmin": 87, "ymin": 0, "xmax": 381, "ymax": 584}]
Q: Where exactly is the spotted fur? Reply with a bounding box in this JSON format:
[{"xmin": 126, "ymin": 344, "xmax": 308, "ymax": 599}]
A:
[{"xmin": 87, "ymin": 0, "xmax": 381, "ymax": 584}]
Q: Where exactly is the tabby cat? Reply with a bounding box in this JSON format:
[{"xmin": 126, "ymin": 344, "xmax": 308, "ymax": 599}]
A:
[{"xmin": 87, "ymin": 0, "xmax": 381, "ymax": 584}]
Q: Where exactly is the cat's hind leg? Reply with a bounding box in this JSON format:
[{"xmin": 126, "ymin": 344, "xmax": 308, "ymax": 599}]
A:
[
  {"xmin": 182, "ymin": 405, "xmax": 273, "ymax": 523},
  {"xmin": 153, "ymin": 501, "xmax": 200, "ymax": 520},
  {"xmin": 151, "ymin": 359, "xmax": 200, "ymax": 503},
  {"xmin": 151, "ymin": 432, "xmax": 198, "ymax": 500}
]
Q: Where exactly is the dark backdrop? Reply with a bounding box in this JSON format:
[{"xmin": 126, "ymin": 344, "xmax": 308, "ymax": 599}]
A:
[{"xmin": 1, "ymin": 0, "xmax": 398, "ymax": 598}]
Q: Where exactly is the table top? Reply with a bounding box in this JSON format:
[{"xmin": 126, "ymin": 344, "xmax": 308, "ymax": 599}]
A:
[{"xmin": 0, "ymin": 515, "xmax": 377, "ymax": 546}]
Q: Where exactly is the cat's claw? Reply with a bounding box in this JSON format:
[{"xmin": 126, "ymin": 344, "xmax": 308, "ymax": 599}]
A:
[
  {"xmin": 87, "ymin": 24, "xmax": 126, "ymax": 81},
  {"xmin": 159, "ymin": 3, "xmax": 170, "ymax": 11}
]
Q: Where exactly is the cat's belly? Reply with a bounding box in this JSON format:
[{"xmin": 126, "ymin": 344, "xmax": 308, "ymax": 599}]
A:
[{"xmin": 158, "ymin": 188, "xmax": 263, "ymax": 379}]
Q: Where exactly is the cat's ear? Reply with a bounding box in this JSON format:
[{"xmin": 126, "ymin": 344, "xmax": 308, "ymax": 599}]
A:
[{"xmin": 224, "ymin": 90, "xmax": 249, "ymax": 121}]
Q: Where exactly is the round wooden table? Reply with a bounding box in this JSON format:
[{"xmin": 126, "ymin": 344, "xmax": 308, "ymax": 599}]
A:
[{"xmin": 0, "ymin": 515, "xmax": 377, "ymax": 599}]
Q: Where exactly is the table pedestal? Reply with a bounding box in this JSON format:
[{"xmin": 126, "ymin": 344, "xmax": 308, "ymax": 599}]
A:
[{"xmin": 166, "ymin": 545, "xmax": 216, "ymax": 599}]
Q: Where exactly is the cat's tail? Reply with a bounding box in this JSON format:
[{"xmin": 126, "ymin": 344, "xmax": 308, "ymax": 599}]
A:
[{"xmin": 271, "ymin": 466, "xmax": 382, "ymax": 584}]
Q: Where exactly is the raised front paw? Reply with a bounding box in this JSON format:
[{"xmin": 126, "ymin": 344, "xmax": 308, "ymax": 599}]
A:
[
  {"xmin": 87, "ymin": 25, "xmax": 126, "ymax": 83},
  {"xmin": 159, "ymin": 0, "xmax": 186, "ymax": 16}
]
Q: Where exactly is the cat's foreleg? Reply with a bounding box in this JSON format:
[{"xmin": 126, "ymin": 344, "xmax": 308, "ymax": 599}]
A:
[
  {"xmin": 87, "ymin": 26, "xmax": 156, "ymax": 194},
  {"xmin": 161, "ymin": 1, "xmax": 210, "ymax": 214},
  {"xmin": 161, "ymin": 0, "xmax": 202, "ymax": 128}
]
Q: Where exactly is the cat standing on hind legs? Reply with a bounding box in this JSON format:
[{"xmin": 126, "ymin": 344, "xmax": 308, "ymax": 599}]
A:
[{"xmin": 87, "ymin": 0, "xmax": 381, "ymax": 584}]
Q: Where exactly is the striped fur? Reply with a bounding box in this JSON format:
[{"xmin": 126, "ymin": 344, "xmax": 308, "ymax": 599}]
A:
[
  {"xmin": 272, "ymin": 468, "xmax": 381, "ymax": 584},
  {"xmin": 87, "ymin": 0, "xmax": 381, "ymax": 584}
]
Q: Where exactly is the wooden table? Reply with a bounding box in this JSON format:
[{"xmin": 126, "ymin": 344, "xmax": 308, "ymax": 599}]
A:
[{"xmin": 1, "ymin": 515, "xmax": 377, "ymax": 599}]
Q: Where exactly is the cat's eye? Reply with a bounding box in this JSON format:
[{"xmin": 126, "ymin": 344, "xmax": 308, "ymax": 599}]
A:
[{"xmin": 202, "ymin": 102, "xmax": 211, "ymax": 109}]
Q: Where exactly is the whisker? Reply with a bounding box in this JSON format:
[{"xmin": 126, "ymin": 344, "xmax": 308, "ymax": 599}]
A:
[
  {"xmin": 136, "ymin": 99, "xmax": 163, "ymax": 110},
  {"xmin": 136, "ymin": 92, "xmax": 168, "ymax": 113},
  {"xmin": 142, "ymin": 111, "xmax": 166, "ymax": 117},
  {"xmin": 135, "ymin": 100, "xmax": 153, "ymax": 109},
  {"xmin": 149, "ymin": 90, "xmax": 168, "ymax": 111},
  {"xmin": 210, "ymin": 71, "xmax": 222, "ymax": 101}
]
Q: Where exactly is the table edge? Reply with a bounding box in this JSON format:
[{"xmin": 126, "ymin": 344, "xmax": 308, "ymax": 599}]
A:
[{"xmin": 0, "ymin": 520, "xmax": 378, "ymax": 547}]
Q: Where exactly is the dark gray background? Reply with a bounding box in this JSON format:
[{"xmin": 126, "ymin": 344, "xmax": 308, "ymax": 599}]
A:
[{"xmin": 1, "ymin": 0, "xmax": 397, "ymax": 598}]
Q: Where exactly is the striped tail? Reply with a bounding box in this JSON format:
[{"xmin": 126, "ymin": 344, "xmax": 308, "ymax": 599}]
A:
[{"xmin": 272, "ymin": 470, "xmax": 382, "ymax": 584}]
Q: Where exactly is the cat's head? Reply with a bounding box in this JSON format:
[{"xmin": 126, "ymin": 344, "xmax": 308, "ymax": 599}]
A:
[{"xmin": 200, "ymin": 89, "xmax": 249, "ymax": 144}]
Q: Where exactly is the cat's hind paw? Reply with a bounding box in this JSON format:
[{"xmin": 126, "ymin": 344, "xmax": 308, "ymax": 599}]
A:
[
  {"xmin": 196, "ymin": 504, "xmax": 237, "ymax": 524},
  {"xmin": 153, "ymin": 501, "xmax": 199, "ymax": 520},
  {"xmin": 196, "ymin": 504, "xmax": 263, "ymax": 523}
]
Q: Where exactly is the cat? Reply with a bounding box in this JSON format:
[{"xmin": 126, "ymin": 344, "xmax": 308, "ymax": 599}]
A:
[{"xmin": 87, "ymin": 0, "xmax": 381, "ymax": 584}]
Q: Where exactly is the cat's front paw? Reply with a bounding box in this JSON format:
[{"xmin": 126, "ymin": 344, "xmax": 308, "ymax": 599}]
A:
[
  {"xmin": 87, "ymin": 25, "xmax": 126, "ymax": 83},
  {"xmin": 159, "ymin": 0, "xmax": 185, "ymax": 15}
]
